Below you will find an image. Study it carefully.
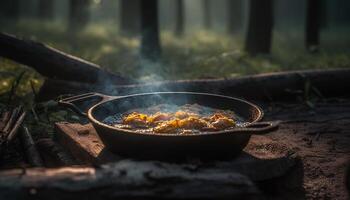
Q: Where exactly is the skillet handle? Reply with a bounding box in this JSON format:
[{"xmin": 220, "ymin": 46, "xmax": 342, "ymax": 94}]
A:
[
  {"xmin": 243, "ymin": 121, "xmax": 279, "ymax": 135},
  {"xmin": 58, "ymin": 93, "xmax": 112, "ymax": 117}
]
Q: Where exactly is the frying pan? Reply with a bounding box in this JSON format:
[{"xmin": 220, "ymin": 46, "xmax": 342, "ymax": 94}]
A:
[{"xmin": 59, "ymin": 92, "xmax": 278, "ymax": 160}]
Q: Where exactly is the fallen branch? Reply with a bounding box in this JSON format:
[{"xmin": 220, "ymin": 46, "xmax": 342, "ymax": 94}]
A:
[
  {"xmin": 37, "ymin": 68, "xmax": 350, "ymax": 101},
  {"xmin": 0, "ymin": 32, "xmax": 133, "ymax": 85}
]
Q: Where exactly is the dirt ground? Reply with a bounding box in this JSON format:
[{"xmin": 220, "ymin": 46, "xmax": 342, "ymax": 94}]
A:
[{"xmin": 264, "ymin": 99, "xmax": 350, "ymax": 200}]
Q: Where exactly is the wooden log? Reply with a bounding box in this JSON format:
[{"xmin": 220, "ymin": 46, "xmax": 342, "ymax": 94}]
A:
[
  {"xmin": 38, "ymin": 68, "xmax": 350, "ymax": 101},
  {"xmin": 0, "ymin": 161, "xmax": 259, "ymax": 200},
  {"xmin": 0, "ymin": 33, "xmax": 133, "ymax": 85},
  {"xmin": 55, "ymin": 122, "xmax": 298, "ymax": 181}
]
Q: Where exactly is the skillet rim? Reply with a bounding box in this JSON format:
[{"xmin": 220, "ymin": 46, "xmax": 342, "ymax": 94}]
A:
[{"xmin": 87, "ymin": 92, "xmax": 264, "ymax": 137}]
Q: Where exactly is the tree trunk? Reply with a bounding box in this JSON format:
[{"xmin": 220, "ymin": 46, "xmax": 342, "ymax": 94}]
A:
[
  {"xmin": 120, "ymin": 0, "xmax": 141, "ymax": 35},
  {"xmin": 202, "ymin": 0, "xmax": 211, "ymax": 29},
  {"xmin": 38, "ymin": 0, "xmax": 54, "ymax": 20},
  {"xmin": 69, "ymin": 0, "xmax": 90, "ymax": 32},
  {"xmin": 175, "ymin": 0, "xmax": 184, "ymax": 36},
  {"xmin": 305, "ymin": 0, "xmax": 320, "ymax": 52},
  {"xmin": 245, "ymin": 0, "xmax": 273, "ymax": 55},
  {"xmin": 319, "ymin": 0, "xmax": 328, "ymax": 30},
  {"xmin": 0, "ymin": 0, "xmax": 20, "ymax": 22},
  {"xmin": 140, "ymin": 0, "xmax": 161, "ymax": 61},
  {"xmin": 227, "ymin": 0, "xmax": 243, "ymax": 33}
]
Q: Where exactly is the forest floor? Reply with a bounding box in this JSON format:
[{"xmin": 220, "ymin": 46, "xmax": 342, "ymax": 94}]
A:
[{"xmin": 263, "ymin": 99, "xmax": 350, "ymax": 200}]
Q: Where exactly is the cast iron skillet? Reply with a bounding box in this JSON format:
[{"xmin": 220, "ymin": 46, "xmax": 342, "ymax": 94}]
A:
[{"xmin": 59, "ymin": 92, "xmax": 279, "ymax": 160}]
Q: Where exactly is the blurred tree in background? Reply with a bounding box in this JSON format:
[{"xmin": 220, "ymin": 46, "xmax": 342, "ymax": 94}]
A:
[
  {"xmin": 175, "ymin": 0, "xmax": 184, "ymax": 36},
  {"xmin": 38, "ymin": 0, "xmax": 54, "ymax": 20},
  {"xmin": 245, "ymin": 0, "xmax": 273, "ymax": 55},
  {"xmin": 140, "ymin": 0, "xmax": 161, "ymax": 61},
  {"xmin": 120, "ymin": 0, "xmax": 141, "ymax": 35},
  {"xmin": 227, "ymin": 0, "xmax": 243, "ymax": 34},
  {"xmin": 306, "ymin": 0, "xmax": 320, "ymax": 52},
  {"xmin": 0, "ymin": 0, "xmax": 20, "ymax": 23},
  {"xmin": 202, "ymin": 0, "xmax": 211, "ymax": 29},
  {"xmin": 69, "ymin": 0, "xmax": 91, "ymax": 32}
]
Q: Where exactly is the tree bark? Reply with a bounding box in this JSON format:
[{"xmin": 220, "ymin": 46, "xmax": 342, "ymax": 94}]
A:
[
  {"xmin": 140, "ymin": 0, "xmax": 161, "ymax": 61},
  {"xmin": 38, "ymin": 0, "xmax": 54, "ymax": 20},
  {"xmin": 227, "ymin": 0, "xmax": 243, "ymax": 33},
  {"xmin": 305, "ymin": 0, "xmax": 320, "ymax": 52},
  {"xmin": 202, "ymin": 0, "xmax": 211, "ymax": 29},
  {"xmin": 120, "ymin": 0, "xmax": 141, "ymax": 35},
  {"xmin": 0, "ymin": 33, "xmax": 133, "ymax": 85},
  {"xmin": 69, "ymin": 0, "xmax": 90, "ymax": 32},
  {"xmin": 175, "ymin": 0, "xmax": 184, "ymax": 36},
  {"xmin": 245, "ymin": 0, "xmax": 273, "ymax": 55}
]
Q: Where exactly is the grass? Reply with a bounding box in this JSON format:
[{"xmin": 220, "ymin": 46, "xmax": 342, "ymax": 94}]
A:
[{"xmin": 1, "ymin": 20, "xmax": 350, "ymax": 96}]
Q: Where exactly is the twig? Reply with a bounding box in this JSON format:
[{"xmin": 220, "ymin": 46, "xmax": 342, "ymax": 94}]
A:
[
  {"xmin": 0, "ymin": 111, "xmax": 10, "ymax": 130},
  {"xmin": 2, "ymin": 106, "xmax": 21, "ymax": 134},
  {"xmin": 0, "ymin": 111, "xmax": 11, "ymax": 150},
  {"xmin": 20, "ymin": 126, "xmax": 44, "ymax": 167},
  {"xmin": 31, "ymin": 106, "xmax": 40, "ymax": 124},
  {"xmin": 7, "ymin": 71, "xmax": 25, "ymax": 105},
  {"xmin": 6, "ymin": 110, "xmax": 26, "ymax": 141}
]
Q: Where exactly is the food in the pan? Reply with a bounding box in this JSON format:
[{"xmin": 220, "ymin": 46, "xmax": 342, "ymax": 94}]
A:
[{"xmin": 104, "ymin": 104, "xmax": 241, "ymax": 134}]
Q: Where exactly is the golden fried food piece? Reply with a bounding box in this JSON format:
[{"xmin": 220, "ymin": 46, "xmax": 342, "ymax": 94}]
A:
[
  {"xmin": 123, "ymin": 112, "xmax": 148, "ymax": 127},
  {"xmin": 209, "ymin": 113, "xmax": 231, "ymax": 122},
  {"xmin": 174, "ymin": 110, "xmax": 198, "ymax": 119},
  {"xmin": 211, "ymin": 118, "xmax": 235, "ymax": 129},
  {"xmin": 154, "ymin": 119, "xmax": 180, "ymax": 133},
  {"xmin": 178, "ymin": 117, "xmax": 209, "ymax": 129},
  {"xmin": 154, "ymin": 117, "xmax": 209, "ymax": 133},
  {"xmin": 147, "ymin": 112, "xmax": 172, "ymax": 124}
]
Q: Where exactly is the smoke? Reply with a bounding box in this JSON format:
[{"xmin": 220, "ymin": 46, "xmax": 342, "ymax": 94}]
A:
[{"xmin": 96, "ymin": 52, "xmax": 174, "ymax": 98}]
